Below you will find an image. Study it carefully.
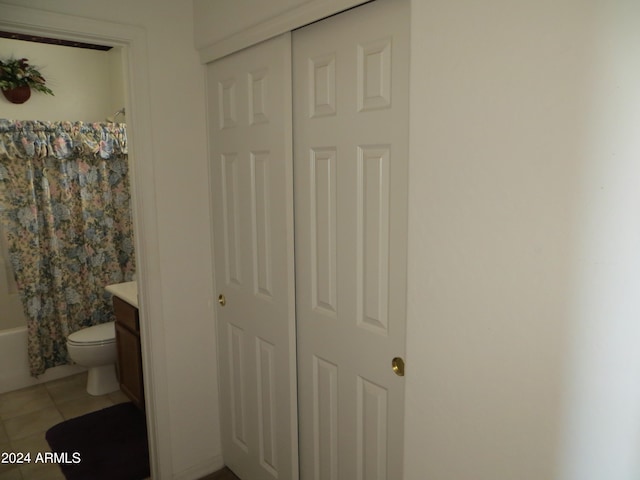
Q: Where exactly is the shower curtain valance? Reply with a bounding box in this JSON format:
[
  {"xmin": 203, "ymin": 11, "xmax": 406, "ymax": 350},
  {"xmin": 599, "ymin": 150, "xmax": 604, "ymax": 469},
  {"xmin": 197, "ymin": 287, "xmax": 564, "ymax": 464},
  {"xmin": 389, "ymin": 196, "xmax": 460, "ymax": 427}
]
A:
[{"xmin": 0, "ymin": 119, "xmax": 127, "ymax": 161}]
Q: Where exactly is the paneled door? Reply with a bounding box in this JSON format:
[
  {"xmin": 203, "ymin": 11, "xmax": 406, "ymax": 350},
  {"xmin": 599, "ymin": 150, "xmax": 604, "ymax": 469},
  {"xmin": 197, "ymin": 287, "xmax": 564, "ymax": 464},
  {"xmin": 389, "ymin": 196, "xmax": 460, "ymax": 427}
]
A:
[
  {"xmin": 293, "ymin": 1, "xmax": 410, "ymax": 479},
  {"xmin": 207, "ymin": 33, "xmax": 298, "ymax": 480}
]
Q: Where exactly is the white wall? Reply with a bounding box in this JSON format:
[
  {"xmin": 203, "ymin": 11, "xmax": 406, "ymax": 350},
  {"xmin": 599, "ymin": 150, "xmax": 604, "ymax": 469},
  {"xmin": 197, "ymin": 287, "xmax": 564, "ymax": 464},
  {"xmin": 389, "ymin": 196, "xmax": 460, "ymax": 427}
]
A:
[
  {"xmin": 193, "ymin": 0, "xmax": 309, "ymax": 49},
  {"xmin": 107, "ymin": 46, "xmax": 127, "ymax": 120},
  {"xmin": 405, "ymin": 1, "xmax": 640, "ymax": 479},
  {"xmin": 0, "ymin": 37, "xmax": 122, "ymax": 121},
  {"xmin": 0, "ymin": 1, "xmax": 221, "ymax": 478}
]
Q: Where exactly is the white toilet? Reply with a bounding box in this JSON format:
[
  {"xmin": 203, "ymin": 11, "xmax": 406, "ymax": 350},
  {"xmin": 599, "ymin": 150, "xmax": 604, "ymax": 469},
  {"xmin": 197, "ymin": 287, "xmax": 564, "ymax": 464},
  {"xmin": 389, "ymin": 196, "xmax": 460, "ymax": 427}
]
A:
[{"xmin": 66, "ymin": 321, "xmax": 119, "ymax": 396}]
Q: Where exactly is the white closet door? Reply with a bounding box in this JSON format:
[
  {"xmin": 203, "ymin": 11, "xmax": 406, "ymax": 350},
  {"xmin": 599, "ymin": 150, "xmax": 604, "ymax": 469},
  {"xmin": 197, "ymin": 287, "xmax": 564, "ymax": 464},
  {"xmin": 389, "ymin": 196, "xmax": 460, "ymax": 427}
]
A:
[
  {"xmin": 207, "ymin": 33, "xmax": 298, "ymax": 480},
  {"xmin": 293, "ymin": 1, "xmax": 410, "ymax": 479}
]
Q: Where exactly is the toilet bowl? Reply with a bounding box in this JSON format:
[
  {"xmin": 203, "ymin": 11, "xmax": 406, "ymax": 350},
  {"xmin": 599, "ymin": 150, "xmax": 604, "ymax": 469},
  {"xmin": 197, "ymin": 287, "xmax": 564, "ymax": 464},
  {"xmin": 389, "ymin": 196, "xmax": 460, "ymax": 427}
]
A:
[{"xmin": 66, "ymin": 321, "xmax": 119, "ymax": 396}]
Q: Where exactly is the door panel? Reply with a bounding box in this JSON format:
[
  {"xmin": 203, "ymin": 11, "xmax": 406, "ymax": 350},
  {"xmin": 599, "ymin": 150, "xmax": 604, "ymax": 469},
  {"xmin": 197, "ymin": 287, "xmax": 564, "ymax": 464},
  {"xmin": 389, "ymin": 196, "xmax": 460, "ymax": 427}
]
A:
[
  {"xmin": 293, "ymin": 1, "xmax": 409, "ymax": 478},
  {"xmin": 208, "ymin": 33, "xmax": 298, "ymax": 480}
]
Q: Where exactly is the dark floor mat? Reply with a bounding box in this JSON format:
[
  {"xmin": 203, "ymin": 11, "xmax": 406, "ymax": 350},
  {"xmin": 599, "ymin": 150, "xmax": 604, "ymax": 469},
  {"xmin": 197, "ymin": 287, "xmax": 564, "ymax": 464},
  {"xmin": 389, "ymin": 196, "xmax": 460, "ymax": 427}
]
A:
[{"xmin": 46, "ymin": 402, "xmax": 149, "ymax": 480}]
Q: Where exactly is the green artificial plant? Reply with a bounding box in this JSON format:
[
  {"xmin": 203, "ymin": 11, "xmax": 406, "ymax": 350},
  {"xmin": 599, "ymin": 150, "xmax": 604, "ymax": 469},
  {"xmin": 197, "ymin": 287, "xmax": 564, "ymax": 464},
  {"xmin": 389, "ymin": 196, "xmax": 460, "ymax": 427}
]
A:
[{"xmin": 0, "ymin": 57, "xmax": 54, "ymax": 95}]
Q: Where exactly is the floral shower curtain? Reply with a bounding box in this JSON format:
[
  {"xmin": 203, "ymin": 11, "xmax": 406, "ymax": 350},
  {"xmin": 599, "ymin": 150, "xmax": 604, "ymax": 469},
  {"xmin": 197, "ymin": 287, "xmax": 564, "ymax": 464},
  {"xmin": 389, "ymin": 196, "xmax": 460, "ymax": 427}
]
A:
[{"xmin": 0, "ymin": 119, "xmax": 135, "ymax": 376}]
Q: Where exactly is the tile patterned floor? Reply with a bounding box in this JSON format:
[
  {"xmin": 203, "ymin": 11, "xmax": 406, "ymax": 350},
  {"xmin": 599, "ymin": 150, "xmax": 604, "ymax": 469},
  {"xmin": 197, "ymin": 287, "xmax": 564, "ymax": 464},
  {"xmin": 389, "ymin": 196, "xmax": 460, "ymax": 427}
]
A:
[
  {"xmin": 0, "ymin": 372, "xmax": 129, "ymax": 480},
  {"xmin": 0, "ymin": 375, "xmax": 241, "ymax": 480}
]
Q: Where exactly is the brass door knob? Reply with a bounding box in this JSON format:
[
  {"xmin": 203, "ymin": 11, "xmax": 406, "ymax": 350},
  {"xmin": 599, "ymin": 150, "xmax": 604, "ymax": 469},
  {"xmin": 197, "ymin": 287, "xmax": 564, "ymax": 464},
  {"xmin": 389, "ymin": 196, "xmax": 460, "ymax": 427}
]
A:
[
  {"xmin": 391, "ymin": 357, "xmax": 405, "ymax": 376},
  {"xmin": 218, "ymin": 294, "xmax": 226, "ymax": 306}
]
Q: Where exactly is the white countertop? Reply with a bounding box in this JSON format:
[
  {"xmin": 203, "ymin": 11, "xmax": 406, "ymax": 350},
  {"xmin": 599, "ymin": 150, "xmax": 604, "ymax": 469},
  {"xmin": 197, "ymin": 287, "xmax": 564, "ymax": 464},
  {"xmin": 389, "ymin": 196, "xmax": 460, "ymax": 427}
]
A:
[{"xmin": 105, "ymin": 281, "xmax": 138, "ymax": 308}]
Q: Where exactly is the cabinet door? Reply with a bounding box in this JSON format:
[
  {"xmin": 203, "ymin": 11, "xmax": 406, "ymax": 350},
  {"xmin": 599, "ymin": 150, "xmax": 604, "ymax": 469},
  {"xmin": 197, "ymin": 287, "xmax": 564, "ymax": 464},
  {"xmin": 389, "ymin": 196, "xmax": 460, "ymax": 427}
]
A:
[
  {"xmin": 207, "ymin": 33, "xmax": 298, "ymax": 480},
  {"xmin": 294, "ymin": 0, "xmax": 410, "ymax": 478},
  {"xmin": 115, "ymin": 322, "xmax": 144, "ymax": 410}
]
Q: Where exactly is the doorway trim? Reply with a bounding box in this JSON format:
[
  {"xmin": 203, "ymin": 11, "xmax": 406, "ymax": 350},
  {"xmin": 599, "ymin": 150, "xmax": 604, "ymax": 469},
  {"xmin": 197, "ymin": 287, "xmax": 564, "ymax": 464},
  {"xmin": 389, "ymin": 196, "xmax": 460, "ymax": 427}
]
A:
[{"xmin": 0, "ymin": 3, "xmax": 170, "ymax": 478}]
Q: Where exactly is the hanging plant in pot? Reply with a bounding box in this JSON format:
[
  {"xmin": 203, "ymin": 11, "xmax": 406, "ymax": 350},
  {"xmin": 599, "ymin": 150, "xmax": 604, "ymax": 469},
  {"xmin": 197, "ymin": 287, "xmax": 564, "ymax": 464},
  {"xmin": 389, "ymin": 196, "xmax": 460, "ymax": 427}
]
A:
[{"xmin": 0, "ymin": 57, "xmax": 54, "ymax": 104}]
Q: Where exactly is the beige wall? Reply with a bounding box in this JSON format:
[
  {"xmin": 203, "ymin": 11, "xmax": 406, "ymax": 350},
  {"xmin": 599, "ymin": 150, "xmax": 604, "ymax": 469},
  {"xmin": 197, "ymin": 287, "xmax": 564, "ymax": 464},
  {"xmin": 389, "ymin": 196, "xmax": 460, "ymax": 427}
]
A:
[
  {"xmin": 405, "ymin": 1, "xmax": 640, "ymax": 479},
  {"xmin": 193, "ymin": 0, "xmax": 368, "ymax": 61},
  {"xmin": 0, "ymin": 37, "xmax": 123, "ymax": 122},
  {"xmin": 193, "ymin": 0, "xmax": 309, "ymax": 49}
]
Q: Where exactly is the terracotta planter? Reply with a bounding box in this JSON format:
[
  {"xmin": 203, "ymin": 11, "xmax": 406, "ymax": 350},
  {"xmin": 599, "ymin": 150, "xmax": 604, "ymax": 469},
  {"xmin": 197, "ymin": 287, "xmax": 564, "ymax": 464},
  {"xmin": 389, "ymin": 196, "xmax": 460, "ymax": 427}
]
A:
[{"xmin": 2, "ymin": 85, "xmax": 31, "ymax": 104}]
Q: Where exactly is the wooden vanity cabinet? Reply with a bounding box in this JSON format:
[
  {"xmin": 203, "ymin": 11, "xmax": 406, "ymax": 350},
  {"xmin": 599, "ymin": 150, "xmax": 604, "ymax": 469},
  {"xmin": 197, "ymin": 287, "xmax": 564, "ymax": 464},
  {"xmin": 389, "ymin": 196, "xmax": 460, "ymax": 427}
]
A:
[{"xmin": 113, "ymin": 296, "xmax": 145, "ymax": 410}]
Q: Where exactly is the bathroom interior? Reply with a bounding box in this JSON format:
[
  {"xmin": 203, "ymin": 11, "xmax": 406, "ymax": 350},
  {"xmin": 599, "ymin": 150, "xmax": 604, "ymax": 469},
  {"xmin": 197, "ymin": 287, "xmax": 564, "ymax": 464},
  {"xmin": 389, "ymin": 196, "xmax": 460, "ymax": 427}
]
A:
[{"xmin": 0, "ymin": 34, "xmax": 148, "ymax": 479}]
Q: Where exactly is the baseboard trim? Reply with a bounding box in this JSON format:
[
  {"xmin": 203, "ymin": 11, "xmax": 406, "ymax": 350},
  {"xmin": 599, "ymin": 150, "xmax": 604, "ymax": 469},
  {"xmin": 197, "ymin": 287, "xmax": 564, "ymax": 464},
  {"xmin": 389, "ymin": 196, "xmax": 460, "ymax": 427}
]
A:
[{"xmin": 172, "ymin": 454, "xmax": 225, "ymax": 480}]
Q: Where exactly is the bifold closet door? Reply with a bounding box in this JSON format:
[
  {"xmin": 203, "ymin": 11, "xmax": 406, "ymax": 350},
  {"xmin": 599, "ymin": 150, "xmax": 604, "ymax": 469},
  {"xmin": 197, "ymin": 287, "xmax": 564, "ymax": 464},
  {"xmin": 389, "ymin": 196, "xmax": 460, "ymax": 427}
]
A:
[
  {"xmin": 293, "ymin": 1, "xmax": 410, "ymax": 479},
  {"xmin": 207, "ymin": 33, "xmax": 298, "ymax": 480}
]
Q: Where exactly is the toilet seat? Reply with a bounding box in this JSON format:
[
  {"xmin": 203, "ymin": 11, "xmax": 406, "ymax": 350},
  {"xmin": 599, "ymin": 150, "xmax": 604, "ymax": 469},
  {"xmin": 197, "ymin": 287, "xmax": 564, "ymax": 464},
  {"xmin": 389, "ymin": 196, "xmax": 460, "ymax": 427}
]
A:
[{"xmin": 67, "ymin": 321, "xmax": 116, "ymax": 347}]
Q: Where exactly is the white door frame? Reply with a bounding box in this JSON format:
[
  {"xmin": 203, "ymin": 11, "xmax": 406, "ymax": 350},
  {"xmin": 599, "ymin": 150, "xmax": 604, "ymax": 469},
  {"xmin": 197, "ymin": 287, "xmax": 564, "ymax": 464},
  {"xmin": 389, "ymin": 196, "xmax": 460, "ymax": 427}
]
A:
[{"xmin": 0, "ymin": 4, "xmax": 170, "ymax": 478}]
